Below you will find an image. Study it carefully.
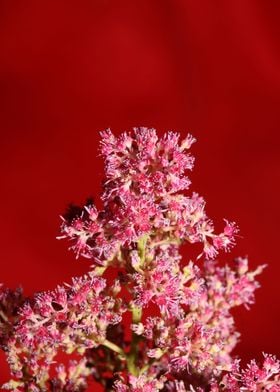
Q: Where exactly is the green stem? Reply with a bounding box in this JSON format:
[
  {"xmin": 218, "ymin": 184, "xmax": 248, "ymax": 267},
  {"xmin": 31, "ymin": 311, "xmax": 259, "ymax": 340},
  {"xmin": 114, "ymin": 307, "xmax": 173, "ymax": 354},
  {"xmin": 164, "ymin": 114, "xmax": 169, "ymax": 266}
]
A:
[
  {"xmin": 102, "ymin": 237, "xmax": 145, "ymax": 375},
  {"xmin": 139, "ymin": 349, "xmax": 166, "ymax": 375},
  {"xmin": 132, "ymin": 306, "xmax": 142, "ymax": 324},
  {"xmin": 150, "ymin": 238, "xmax": 180, "ymax": 248},
  {"xmin": 127, "ymin": 306, "xmax": 143, "ymax": 376},
  {"xmin": 126, "ymin": 236, "xmax": 147, "ymax": 374},
  {"xmin": 102, "ymin": 339, "xmax": 126, "ymax": 359},
  {"xmin": 137, "ymin": 234, "xmax": 148, "ymax": 265},
  {"xmin": 95, "ymin": 266, "xmax": 107, "ymax": 276}
]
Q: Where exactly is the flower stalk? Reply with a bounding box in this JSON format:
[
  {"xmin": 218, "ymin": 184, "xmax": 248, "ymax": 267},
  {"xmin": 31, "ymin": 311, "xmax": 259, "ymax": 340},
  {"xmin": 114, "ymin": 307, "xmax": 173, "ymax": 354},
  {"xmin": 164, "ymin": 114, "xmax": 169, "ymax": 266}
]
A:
[
  {"xmin": 102, "ymin": 339, "xmax": 126, "ymax": 359},
  {"xmin": 1, "ymin": 128, "xmax": 279, "ymax": 392}
]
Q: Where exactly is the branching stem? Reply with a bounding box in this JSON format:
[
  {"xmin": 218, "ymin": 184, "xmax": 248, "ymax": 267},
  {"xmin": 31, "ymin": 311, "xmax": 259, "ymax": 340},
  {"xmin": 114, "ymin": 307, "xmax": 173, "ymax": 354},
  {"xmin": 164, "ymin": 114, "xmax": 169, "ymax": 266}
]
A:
[
  {"xmin": 127, "ymin": 306, "xmax": 142, "ymax": 376},
  {"xmin": 150, "ymin": 239, "xmax": 180, "ymax": 248},
  {"xmin": 102, "ymin": 339, "xmax": 126, "ymax": 359}
]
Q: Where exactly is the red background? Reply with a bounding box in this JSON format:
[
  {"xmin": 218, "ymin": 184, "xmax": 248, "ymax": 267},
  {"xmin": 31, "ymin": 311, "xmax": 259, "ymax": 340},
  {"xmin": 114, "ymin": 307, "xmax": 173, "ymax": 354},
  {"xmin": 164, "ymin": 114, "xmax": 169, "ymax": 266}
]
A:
[{"xmin": 0, "ymin": 0, "xmax": 279, "ymax": 387}]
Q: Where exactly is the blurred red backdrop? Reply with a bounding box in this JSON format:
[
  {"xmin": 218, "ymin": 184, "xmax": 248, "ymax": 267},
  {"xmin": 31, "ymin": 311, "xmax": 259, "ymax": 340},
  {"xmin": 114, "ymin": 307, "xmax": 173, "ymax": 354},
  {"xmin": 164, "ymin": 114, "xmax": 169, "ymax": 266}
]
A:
[{"xmin": 0, "ymin": 0, "xmax": 279, "ymax": 388}]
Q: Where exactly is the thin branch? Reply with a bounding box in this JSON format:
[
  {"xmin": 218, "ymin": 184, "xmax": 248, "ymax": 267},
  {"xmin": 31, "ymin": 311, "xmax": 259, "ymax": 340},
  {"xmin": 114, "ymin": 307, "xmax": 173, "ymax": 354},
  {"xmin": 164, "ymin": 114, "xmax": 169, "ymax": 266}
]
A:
[{"xmin": 102, "ymin": 339, "xmax": 126, "ymax": 359}]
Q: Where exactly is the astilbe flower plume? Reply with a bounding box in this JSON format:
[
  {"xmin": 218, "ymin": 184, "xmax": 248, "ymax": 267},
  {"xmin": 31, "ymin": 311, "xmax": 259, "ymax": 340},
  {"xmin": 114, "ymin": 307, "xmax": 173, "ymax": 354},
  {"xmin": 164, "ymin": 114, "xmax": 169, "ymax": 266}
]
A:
[{"xmin": 0, "ymin": 128, "xmax": 279, "ymax": 391}]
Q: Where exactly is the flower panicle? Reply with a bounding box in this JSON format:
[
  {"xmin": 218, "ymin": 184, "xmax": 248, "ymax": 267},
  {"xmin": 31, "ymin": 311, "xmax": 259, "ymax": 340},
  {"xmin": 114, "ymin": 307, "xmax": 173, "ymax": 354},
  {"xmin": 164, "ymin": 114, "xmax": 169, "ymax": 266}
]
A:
[
  {"xmin": 1, "ymin": 128, "xmax": 278, "ymax": 391},
  {"xmin": 3, "ymin": 273, "xmax": 125, "ymax": 388},
  {"xmin": 59, "ymin": 128, "xmax": 238, "ymax": 268}
]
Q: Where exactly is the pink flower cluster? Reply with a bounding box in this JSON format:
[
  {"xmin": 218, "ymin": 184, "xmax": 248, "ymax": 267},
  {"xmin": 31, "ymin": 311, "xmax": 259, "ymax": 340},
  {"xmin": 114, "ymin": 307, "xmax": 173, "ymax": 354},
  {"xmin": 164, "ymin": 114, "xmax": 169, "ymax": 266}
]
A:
[
  {"xmin": 0, "ymin": 285, "xmax": 24, "ymax": 346},
  {"xmin": 49, "ymin": 359, "xmax": 91, "ymax": 392},
  {"xmin": 4, "ymin": 275, "xmax": 124, "ymax": 390},
  {"xmin": 131, "ymin": 258, "xmax": 265, "ymax": 377},
  {"xmin": 0, "ymin": 128, "xmax": 279, "ymax": 391},
  {"xmin": 114, "ymin": 374, "xmax": 166, "ymax": 392},
  {"xmin": 210, "ymin": 354, "xmax": 280, "ymax": 391},
  {"xmin": 59, "ymin": 128, "xmax": 238, "ymax": 265}
]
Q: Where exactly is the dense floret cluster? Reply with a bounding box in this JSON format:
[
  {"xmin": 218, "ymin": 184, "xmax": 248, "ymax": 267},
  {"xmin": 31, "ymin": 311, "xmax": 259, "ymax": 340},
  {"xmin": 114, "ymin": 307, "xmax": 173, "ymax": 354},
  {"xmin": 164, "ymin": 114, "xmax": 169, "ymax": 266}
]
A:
[
  {"xmin": 60, "ymin": 129, "xmax": 238, "ymax": 264},
  {"xmin": 1, "ymin": 128, "xmax": 279, "ymax": 391}
]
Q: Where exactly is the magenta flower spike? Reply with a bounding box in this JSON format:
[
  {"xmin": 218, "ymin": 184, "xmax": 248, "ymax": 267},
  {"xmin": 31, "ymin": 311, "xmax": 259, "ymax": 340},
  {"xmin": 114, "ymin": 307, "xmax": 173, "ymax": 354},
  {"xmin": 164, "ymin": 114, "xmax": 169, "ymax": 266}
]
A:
[{"xmin": 1, "ymin": 128, "xmax": 279, "ymax": 391}]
